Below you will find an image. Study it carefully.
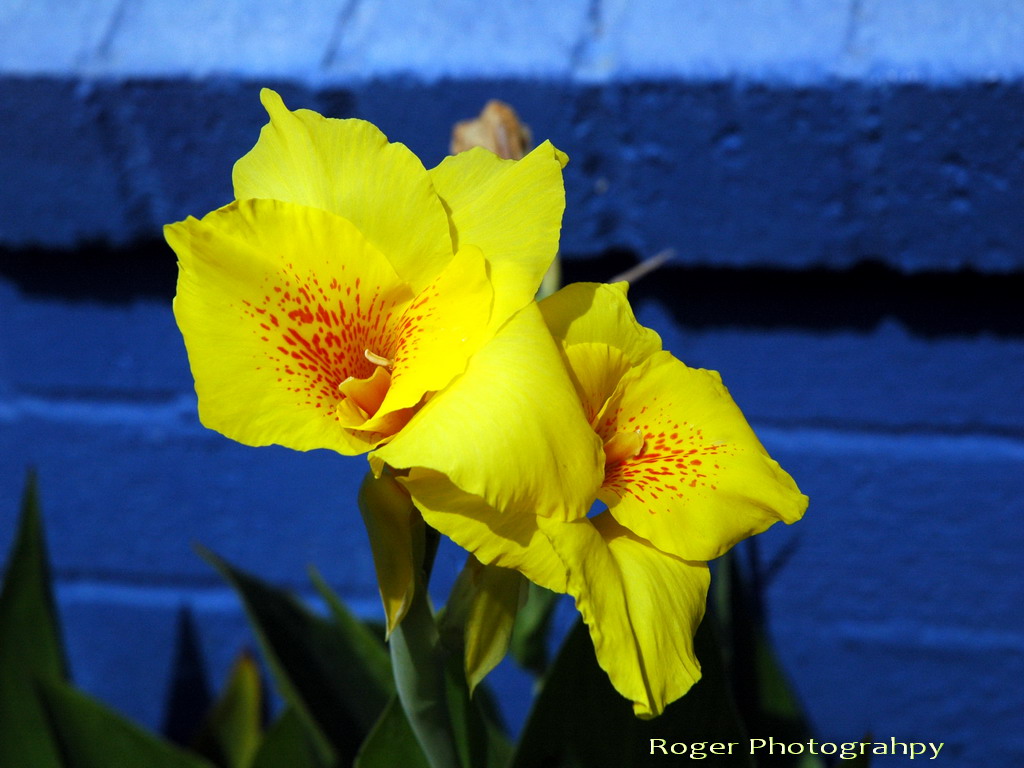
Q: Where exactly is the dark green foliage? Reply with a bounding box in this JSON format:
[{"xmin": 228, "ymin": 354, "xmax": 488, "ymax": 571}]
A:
[{"xmin": 0, "ymin": 474, "xmax": 67, "ymax": 768}]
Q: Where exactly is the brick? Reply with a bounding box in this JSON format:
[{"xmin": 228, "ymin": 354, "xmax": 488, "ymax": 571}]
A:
[
  {"xmin": 4, "ymin": 76, "xmax": 1024, "ymax": 271},
  {"xmin": 96, "ymin": 79, "xmax": 325, "ymax": 231},
  {"xmin": 596, "ymin": 0, "xmax": 849, "ymax": 82},
  {"xmin": 769, "ymin": 621, "xmax": 1024, "ymax": 766},
  {"xmin": 0, "ymin": 400, "xmax": 473, "ymax": 596},
  {"xmin": 0, "ymin": 78, "xmax": 139, "ymax": 247},
  {"xmin": 325, "ymin": 0, "xmax": 590, "ymax": 81},
  {"xmin": 633, "ymin": 297, "xmax": 1024, "ymax": 435},
  {"xmin": 755, "ymin": 429, "xmax": 1024, "ymax": 637},
  {"xmin": 98, "ymin": 0, "xmax": 345, "ymax": 79},
  {"xmin": 741, "ymin": 431, "xmax": 1024, "ymax": 765},
  {"xmin": 2, "ymin": 281, "xmax": 190, "ymax": 397},
  {"xmin": 0, "ymin": 410, "xmax": 379, "ymax": 591},
  {"xmin": 570, "ymin": 81, "xmax": 855, "ymax": 266},
  {"xmin": 850, "ymin": 0, "xmax": 1024, "ymax": 81},
  {"xmin": 857, "ymin": 81, "xmax": 1024, "ymax": 271},
  {"xmin": 0, "ymin": 0, "xmax": 120, "ymax": 74}
]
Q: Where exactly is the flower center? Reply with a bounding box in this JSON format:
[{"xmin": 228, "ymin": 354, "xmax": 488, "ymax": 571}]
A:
[
  {"xmin": 337, "ymin": 358, "xmax": 393, "ymax": 424},
  {"xmin": 603, "ymin": 428, "xmax": 645, "ymax": 467}
]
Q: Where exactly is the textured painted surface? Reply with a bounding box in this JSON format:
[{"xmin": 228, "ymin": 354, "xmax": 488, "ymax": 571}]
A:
[
  {"xmin": 4, "ymin": 76, "xmax": 1024, "ymax": 271},
  {"xmin": 1, "ymin": 2, "xmax": 1023, "ymax": 764}
]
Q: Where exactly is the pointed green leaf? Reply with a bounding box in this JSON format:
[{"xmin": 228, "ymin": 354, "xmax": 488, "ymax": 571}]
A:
[
  {"xmin": 718, "ymin": 550, "xmax": 824, "ymax": 766},
  {"xmin": 191, "ymin": 651, "xmax": 263, "ymax": 768},
  {"xmin": 250, "ymin": 709, "xmax": 328, "ymax": 768},
  {"xmin": 355, "ymin": 695, "xmax": 431, "ymax": 768},
  {"xmin": 38, "ymin": 679, "xmax": 215, "ymax": 768},
  {"xmin": 751, "ymin": 625, "xmax": 824, "ymax": 758},
  {"xmin": 437, "ymin": 555, "xmax": 477, "ymax": 653},
  {"xmin": 509, "ymin": 582, "xmax": 559, "ymax": 675},
  {"xmin": 308, "ymin": 565, "xmax": 393, "ymax": 694},
  {"xmin": 441, "ymin": 649, "xmax": 512, "ymax": 768},
  {"xmin": 511, "ymin": 618, "xmax": 752, "ymax": 768},
  {"xmin": 200, "ymin": 548, "xmax": 391, "ymax": 767},
  {"xmin": 0, "ymin": 473, "xmax": 66, "ymax": 768}
]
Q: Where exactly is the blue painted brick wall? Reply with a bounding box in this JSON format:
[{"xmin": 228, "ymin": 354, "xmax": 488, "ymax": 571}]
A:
[{"xmin": 2, "ymin": 2, "xmax": 1024, "ymax": 765}]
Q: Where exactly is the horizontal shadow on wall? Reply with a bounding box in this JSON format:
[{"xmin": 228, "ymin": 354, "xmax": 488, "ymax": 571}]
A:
[
  {"xmin": 563, "ymin": 249, "xmax": 1024, "ymax": 339},
  {"xmin": 1, "ymin": 240, "xmax": 179, "ymax": 302},
  {"xmin": 2, "ymin": 242, "xmax": 1021, "ymax": 339}
]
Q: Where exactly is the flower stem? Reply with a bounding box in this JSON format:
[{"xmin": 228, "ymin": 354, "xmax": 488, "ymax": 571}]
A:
[{"xmin": 389, "ymin": 526, "xmax": 463, "ymax": 768}]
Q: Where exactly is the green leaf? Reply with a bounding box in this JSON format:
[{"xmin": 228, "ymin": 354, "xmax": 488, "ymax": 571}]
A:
[
  {"xmin": 386, "ymin": 537, "xmax": 511, "ymax": 768},
  {"xmin": 355, "ymin": 695, "xmax": 431, "ymax": 768},
  {"xmin": 718, "ymin": 549, "xmax": 825, "ymax": 767},
  {"xmin": 509, "ymin": 582, "xmax": 559, "ymax": 675},
  {"xmin": 37, "ymin": 679, "xmax": 215, "ymax": 768},
  {"xmin": 0, "ymin": 473, "xmax": 66, "ymax": 768},
  {"xmin": 388, "ymin": 571, "xmax": 464, "ymax": 768},
  {"xmin": 250, "ymin": 709, "xmax": 328, "ymax": 768},
  {"xmin": 191, "ymin": 651, "xmax": 263, "ymax": 768},
  {"xmin": 308, "ymin": 564, "xmax": 393, "ymax": 694},
  {"xmin": 200, "ymin": 548, "xmax": 392, "ymax": 767},
  {"xmin": 441, "ymin": 649, "xmax": 512, "ymax": 768},
  {"xmin": 511, "ymin": 618, "xmax": 753, "ymax": 768}
]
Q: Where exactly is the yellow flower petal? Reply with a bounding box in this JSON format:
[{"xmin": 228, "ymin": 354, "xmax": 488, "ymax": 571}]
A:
[
  {"xmin": 596, "ymin": 351, "xmax": 808, "ymax": 561},
  {"xmin": 358, "ymin": 471, "xmax": 424, "ymax": 637},
  {"xmin": 233, "ymin": 89, "xmax": 452, "ymax": 294},
  {"xmin": 561, "ymin": 342, "xmax": 633, "ymax": 423},
  {"xmin": 539, "ymin": 282, "xmax": 662, "ymax": 365},
  {"xmin": 429, "ymin": 142, "xmax": 568, "ymax": 327},
  {"xmin": 367, "ymin": 245, "xmax": 493, "ymax": 429},
  {"xmin": 539, "ymin": 513, "xmax": 709, "ymax": 718},
  {"xmin": 394, "ymin": 468, "xmax": 567, "ymax": 594},
  {"xmin": 168, "ymin": 198, "xmax": 416, "ymax": 455},
  {"xmin": 373, "ymin": 302, "xmax": 605, "ymax": 522}
]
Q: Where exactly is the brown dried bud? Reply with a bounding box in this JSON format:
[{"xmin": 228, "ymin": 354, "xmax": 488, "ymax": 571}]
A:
[{"xmin": 450, "ymin": 100, "xmax": 533, "ymax": 160}]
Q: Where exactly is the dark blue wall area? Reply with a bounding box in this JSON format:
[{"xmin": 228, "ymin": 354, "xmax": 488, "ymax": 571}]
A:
[{"xmin": 3, "ymin": 4, "xmax": 1024, "ymax": 763}]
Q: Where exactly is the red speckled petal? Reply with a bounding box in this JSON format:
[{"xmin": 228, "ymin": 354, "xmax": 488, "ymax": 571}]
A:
[
  {"xmin": 167, "ymin": 198, "xmax": 416, "ymax": 455},
  {"xmin": 374, "ymin": 302, "xmax": 604, "ymax": 523},
  {"xmin": 364, "ymin": 245, "xmax": 493, "ymax": 430},
  {"xmin": 596, "ymin": 351, "xmax": 808, "ymax": 561}
]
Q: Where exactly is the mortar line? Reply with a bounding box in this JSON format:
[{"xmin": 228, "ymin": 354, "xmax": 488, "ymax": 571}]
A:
[{"xmin": 321, "ymin": 0, "xmax": 363, "ymax": 69}]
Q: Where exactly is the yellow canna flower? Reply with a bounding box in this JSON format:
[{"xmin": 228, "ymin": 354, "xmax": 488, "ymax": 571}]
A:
[
  {"xmin": 384, "ymin": 281, "xmax": 807, "ymax": 718},
  {"xmin": 535, "ymin": 281, "xmax": 808, "ymax": 717},
  {"xmin": 165, "ymin": 89, "xmax": 572, "ymax": 455},
  {"xmin": 165, "ymin": 89, "xmax": 605, "ymax": 637}
]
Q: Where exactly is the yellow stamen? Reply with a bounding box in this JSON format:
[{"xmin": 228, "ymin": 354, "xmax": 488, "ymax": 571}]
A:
[{"xmin": 364, "ymin": 348, "xmax": 394, "ymax": 368}]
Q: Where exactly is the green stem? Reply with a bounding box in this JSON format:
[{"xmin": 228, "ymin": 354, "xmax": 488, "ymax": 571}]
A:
[{"xmin": 389, "ymin": 543, "xmax": 462, "ymax": 768}]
